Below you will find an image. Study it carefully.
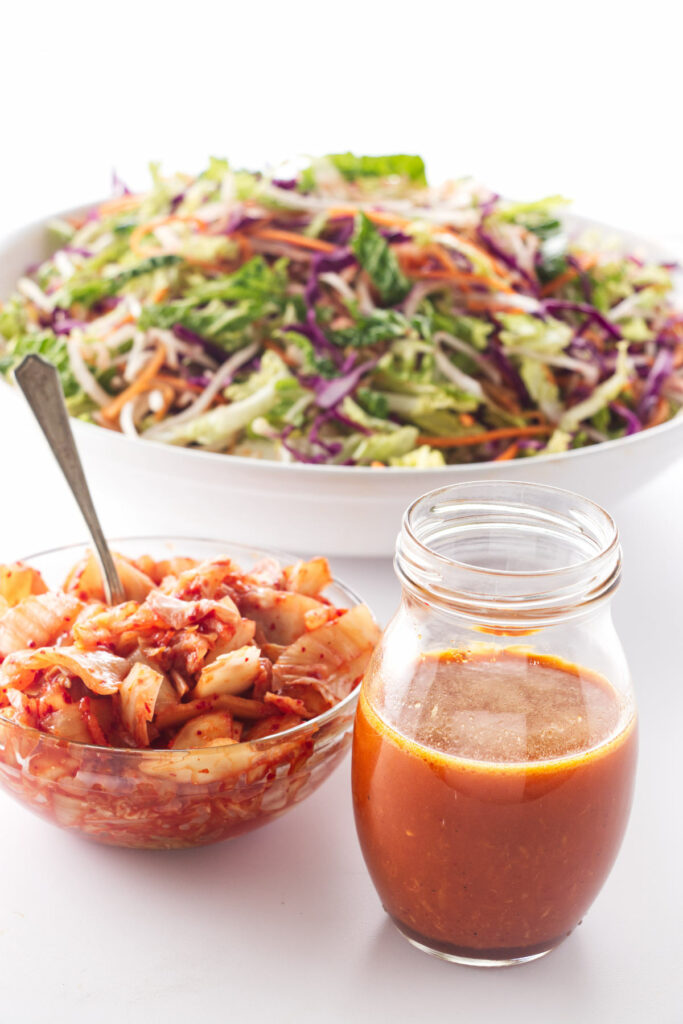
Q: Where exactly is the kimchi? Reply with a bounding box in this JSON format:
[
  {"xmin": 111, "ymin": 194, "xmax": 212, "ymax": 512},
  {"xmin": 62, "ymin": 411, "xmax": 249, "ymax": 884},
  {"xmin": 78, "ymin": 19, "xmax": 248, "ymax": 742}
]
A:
[{"xmin": 0, "ymin": 552, "xmax": 379, "ymax": 848}]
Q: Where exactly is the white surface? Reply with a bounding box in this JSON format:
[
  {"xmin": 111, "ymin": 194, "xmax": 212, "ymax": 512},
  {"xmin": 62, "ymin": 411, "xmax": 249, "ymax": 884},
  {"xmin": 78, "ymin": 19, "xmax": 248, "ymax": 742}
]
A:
[
  {"xmin": 0, "ymin": 1, "xmax": 682, "ymax": 245},
  {"xmin": 1, "ymin": 2, "xmax": 683, "ymax": 1019}
]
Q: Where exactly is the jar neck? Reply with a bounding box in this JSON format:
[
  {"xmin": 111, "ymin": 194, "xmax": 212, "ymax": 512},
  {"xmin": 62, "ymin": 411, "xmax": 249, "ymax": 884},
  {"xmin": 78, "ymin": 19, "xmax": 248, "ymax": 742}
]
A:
[{"xmin": 395, "ymin": 481, "xmax": 621, "ymax": 629}]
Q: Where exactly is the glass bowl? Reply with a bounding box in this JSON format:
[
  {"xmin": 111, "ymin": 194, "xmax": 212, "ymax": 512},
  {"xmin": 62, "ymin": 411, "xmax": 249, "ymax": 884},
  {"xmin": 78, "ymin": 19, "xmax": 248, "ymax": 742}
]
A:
[{"xmin": 0, "ymin": 536, "xmax": 366, "ymax": 849}]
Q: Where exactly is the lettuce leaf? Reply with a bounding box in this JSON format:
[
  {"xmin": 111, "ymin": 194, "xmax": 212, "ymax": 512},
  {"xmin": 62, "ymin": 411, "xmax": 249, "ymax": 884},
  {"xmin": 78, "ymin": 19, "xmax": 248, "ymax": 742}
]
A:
[
  {"xmin": 0, "ymin": 297, "xmax": 29, "ymax": 341},
  {"xmin": 57, "ymin": 254, "xmax": 182, "ymax": 308},
  {"xmin": 372, "ymin": 340, "xmax": 479, "ymax": 431},
  {"xmin": 277, "ymin": 330, "xmax": 336, "ymax": 377},
  {"xmin": 535, "ymin": 251, "xmax": 568, "ymax": 286},
  {"xmin": 339, "ymin": 396, "xmax": 402, "ymax": 433},
  {"xmin": 587, "ymin": 261, "xmax": 633, "ymax": 313},
  {"xmin": 351, "ymin": 213, "xmax": 410, "ymax": 306},
  {"xmin": 518, "ymin": 358, "xmax": 561, "ymax": 419},
  {"xmin": 619, "ymin": 317, "xmax": 652, "ymax": 343},
  {"xmin": 543, "ymin": 429, "xmax": 573, "ymax": 454},
  {"xmin": 327, "ymin": 153, "xmax": 427, "ymax": 185},
  {"xmin": 494, "ymin": 195, "xmax": 570, "ymax": 237},
  {"xmin": 498, "ymin": 313, "xmax": 573, "ymax": 354},
  {"xmin": 47, "ymin": 218, "xmax": 76, "ymax": 246},
  {"xmin": 260, "ymin": 378, "xmax": 313, "ymax": 428},
  {"xmin": 379, "ymin": 386, "xmax": 478, "ymax": 435},
  {"xmin": 373, "ymin": 338, "xmax": 435, "ymax": 387},
  {"xmin": 226, "ymin": 351, "xmax": 290, "ymax": 401},
  {"xmin": 330, "ymin": 308, "xmax": 420, "ymax": 349},
  {"xmin": 356, "ymin": 387, "xmax": 389, "ymax": 419},
  {"xmin": 350, "ymin": 426, "xmax": 420, "ymax": 465},
  {"xmin": 389, "ymin": 445, "xmax": 445, "ymax": 468},
  {"xmin": 0, "ymin": 330, "xmax": 92, "ymax": 416},
  {"xmin": 139, "ymin": 256, "xmax": 290, "ymax": 350},
  {"xmin": 141, "ymin": 298, "xmax": 263, "ymax": 349},
  {"xmin": 157, "ymin": 352, "xmax": 290, "ymax": 447},
  {"xmin": 446, "ymin": 314, "xmax": 493, "ymax": 351},
  {"xmin": 202, "ymin": 156, "xmax": 230, "ymax": 182},
  {"xmin": 186, "ymin": 257, "xmax": 288, "ymax": 304}
]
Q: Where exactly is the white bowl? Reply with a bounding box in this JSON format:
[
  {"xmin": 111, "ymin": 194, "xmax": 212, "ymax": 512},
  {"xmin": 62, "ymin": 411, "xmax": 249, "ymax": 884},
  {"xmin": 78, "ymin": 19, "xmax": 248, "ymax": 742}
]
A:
[{"xmin": 1, "ymin": 207, "xmax": 682, "ymax": 556}]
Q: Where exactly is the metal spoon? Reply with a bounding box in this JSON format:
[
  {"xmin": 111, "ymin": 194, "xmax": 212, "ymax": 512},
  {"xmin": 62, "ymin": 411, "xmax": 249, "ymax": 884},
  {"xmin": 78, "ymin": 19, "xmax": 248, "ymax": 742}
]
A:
[{"xmin": 14, "ymin": 354, "xmax": 125, "ymax": 605}]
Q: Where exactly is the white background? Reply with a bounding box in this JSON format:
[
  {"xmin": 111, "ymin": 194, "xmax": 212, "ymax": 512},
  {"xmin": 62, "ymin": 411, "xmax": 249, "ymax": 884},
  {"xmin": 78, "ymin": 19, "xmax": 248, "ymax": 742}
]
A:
[{"xmin": 1, "ymin": 2, "xmax": 682, "ymax": 1021}]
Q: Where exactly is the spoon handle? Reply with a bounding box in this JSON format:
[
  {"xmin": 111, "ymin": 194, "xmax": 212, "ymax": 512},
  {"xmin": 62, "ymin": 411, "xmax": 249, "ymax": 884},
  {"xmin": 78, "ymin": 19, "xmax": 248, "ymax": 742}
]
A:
[{"xmin": 14, "ymin": 354, "xmax": 125, "ymax": 605}]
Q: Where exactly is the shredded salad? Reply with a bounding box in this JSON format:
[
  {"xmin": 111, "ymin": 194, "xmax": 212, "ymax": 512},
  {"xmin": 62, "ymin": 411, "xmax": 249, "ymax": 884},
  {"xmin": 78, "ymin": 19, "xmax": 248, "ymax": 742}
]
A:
[{"xmin": 1, "ymin": 153, "xmax": 681, "ymax": 466}]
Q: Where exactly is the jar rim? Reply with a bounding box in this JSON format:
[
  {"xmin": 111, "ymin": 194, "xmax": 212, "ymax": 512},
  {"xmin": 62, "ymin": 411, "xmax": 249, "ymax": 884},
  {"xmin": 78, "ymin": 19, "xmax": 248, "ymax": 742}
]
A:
[
  {"xmin": 404, "ymin": 480, "xmax": 619, "ymax": 579},
  {"xmin": 396, "ymin": 480, "xmax": 621, "ymax": 623}
]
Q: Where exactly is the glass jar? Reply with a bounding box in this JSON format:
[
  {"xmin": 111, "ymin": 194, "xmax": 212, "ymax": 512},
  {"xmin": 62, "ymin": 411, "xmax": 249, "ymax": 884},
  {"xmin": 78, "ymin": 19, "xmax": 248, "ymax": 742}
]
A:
[{"xmin": 352, "ymin": 481, "xmax": 637, "ymax": 967}]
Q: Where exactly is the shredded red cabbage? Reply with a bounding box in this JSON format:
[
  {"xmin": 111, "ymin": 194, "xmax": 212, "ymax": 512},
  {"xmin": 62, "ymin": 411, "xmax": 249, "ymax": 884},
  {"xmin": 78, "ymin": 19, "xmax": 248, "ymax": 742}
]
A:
[
  {"xmin": 309, "ymin": 412, "xmax": 344, "ymax": 455},
  {"xmin": 279, "ymin": 425, "xmax": 328, "ymax": 464},
  {"xmin": 223, "ymin": 211, "xmax": 261, "ymax": 235},
  {"xmin": 52, "ymin": 310, "xmax": 87, "ymax": 334},
  {"xmin": 477, "ymin": 224, "xmax": 538, "ymax": 294},
  {"xmin": 638, "ymin": 347, "xmax": 674, "ymax": 418},
  {"xmin": 304, "ymin": 249, "xmax": 355, "ymax": 306},
  {"xmin": 331, "ymin": 408, "xmax": 372, "ymax": 436},
  {"xmin": 284, "ymin": 310, "xmax": 341, "ymax": 360},
  {"xmin": 488, "ymin": 340, "xmax": 529, "ymax": 404},
  {"xmin": 111, "ymin": 171, "xmax": 131, "ymax": 196},
  {"xmin": 543, "ymin": 299, "xmax": 621, "ymax": 340},
  {"xmin": 611, "ymin": 402, "xmax": 642, "ymax": 435},
  {"xmin": 63, "ymin": 246, "xmax": 93, "ymax": 258},
  {"xmin": 172, "ymin": 324, "xmax": 231, "ymax": 364},
  {"xmin": 566, "ymin": 255, "xmax": 593, "ymax": 303},
  {"xmin": 310, "ymin": 357, "xmax": 379, "ymax": 411}
]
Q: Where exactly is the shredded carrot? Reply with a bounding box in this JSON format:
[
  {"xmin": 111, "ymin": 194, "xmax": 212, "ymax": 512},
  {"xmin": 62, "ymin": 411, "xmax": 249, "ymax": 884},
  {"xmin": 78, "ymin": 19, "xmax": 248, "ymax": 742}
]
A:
[
  {"xmin": 325, "ymin": 206, "xmax": 411, "ymax": 230},
  {"xmin": 149, "ymin": 285, "xmax": 169, "ymax": 304},
  {"xmin": 418, "ymin": 425, "xmax": 553, "ymax": 448},
  {"xmin": 465, "ymin": 299, "xmax": 527, "ymax": 315},
  {"xmin": 520, "ymin": 410, "xmax": 547, "ymax": 423},
  {"xmin": 152, "ymin": 376, "xmax": 226, "ymax": 407},
  {"xmin": 194, "ymin": 261, "xmax": 237, "ymax": 275},
  {"xmin": 101, "ymin": 345, "xmax": 167, "ymax": 421},
  {"xmin": 234, "ymin": 233, "xmax": 253, "ymax": 261},
  {"xmin": 254, "ymin": 227, "xmax": 334, "ymax": 252},
  {"xmin": 363, "ymin": 210, "xmax": 411, "ymax": 230},
  {"xmin": 440, "ymin": 226, "xmax": 513, "ymax": 282},
  {"xmin": 480, "ymin": 381, "xmax": 524, "ymax": 416},
  {"xmin": 399, "ymin": 258, "xmax": 516, "ymax": 296},
  {"xmin": 263, "ymin": 339, "xmax": 298, "ymax": 367},
  {"xmin": 251, "ymin": 227, "xmax": 335, "ymax": 253},
  {"xmin": 540, "ymin": 267, "xmax": 578, "ymax": 297},
  {"xmin": 370, "ymin": 461, "xmax": 386, "ymax": 468},
  {"xmin": 494, "ymin": 442, "xmax": 520, "ymax": 461},
  {"xmin": 150, "ymin": 383, "xmax": 176, "ymax": 422},
  {"xmin": 129, "ymin": 216, "xmax": 207, "ymax": 259},
  {"xmin": 154, "ymin": 373, "xmax": 206, "ymax": 395},
  {"xmin": 399, "ymin": 242, "xmax": 516, "ymax": 295},
  {"xmin": 422, "ymin": 243, "xmax": 460, "ymax": 276},
  {"xmin": 459, "ymin": 413, "xmax": 475, "ymax": 427},
  {"xmin": 540, "ymin": 254, "xmax": 598, "ymax": 297},
  {"xmin": 646, "ymin": 396, "xmax": 670, "ymax": 428},
  {"xmin": 98, "ymin": 194, "xmax": 143, "ymax": 218}
]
